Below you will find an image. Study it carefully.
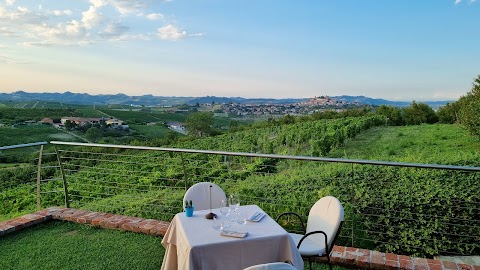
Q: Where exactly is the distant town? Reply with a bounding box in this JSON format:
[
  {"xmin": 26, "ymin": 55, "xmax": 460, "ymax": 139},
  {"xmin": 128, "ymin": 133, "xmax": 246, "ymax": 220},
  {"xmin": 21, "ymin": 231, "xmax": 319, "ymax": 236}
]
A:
[{"xmin": 221, "ymin": 96, "xmax": 362, "ymax": 117}]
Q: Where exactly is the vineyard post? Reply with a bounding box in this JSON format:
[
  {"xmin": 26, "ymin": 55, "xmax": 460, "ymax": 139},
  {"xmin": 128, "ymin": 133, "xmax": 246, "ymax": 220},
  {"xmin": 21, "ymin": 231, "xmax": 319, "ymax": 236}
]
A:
[
  {"xmin": 36, "ymin": 144, "xmax": 44, "ymax": 210},
  {"xmin": 55, "ymin": 146, "xmax": 70, "ymax": 208}
]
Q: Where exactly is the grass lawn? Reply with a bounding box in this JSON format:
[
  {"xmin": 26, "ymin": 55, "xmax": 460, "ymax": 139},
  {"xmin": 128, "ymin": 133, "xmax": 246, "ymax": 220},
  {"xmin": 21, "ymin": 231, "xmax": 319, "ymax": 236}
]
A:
[
  {"xmin": 0, "ymin": 220, "xmax": 348, "ymax": 270},
  {"xmin": 329, "ymin": 124, "xmax": 480, "ymax": 165},
  {"xmin": 0, "ymin": 221, "xmax": 164, "ymax": 270}
]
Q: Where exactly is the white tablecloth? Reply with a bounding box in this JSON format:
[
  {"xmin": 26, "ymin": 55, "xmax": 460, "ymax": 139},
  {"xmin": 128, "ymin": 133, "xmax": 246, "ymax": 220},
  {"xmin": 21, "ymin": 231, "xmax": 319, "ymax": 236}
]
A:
[{"xmin": 161, "ymin": 205, "xmax": 304, "ymax": 270}]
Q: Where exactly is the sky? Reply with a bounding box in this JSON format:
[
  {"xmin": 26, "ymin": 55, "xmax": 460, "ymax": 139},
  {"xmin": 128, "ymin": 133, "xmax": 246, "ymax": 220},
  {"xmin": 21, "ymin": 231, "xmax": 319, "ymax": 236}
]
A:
[{"xmin": 0, "ymin": 0, "xmax": 479, "ymax": 101}]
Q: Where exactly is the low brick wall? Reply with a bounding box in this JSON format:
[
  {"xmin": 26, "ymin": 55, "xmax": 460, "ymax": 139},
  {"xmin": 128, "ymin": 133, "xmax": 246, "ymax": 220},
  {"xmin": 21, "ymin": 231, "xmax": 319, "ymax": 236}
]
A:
[{"xmin": 1, "ymin": 208, "xmax": 478, "ymax": 270}]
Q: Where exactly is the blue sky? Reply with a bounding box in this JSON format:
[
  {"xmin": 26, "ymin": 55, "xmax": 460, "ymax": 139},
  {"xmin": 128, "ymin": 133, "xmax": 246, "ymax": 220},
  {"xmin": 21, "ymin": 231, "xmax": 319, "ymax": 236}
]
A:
[{"xmin": 0, "ymin": 0, "xmax": 478, "ymax": 101}]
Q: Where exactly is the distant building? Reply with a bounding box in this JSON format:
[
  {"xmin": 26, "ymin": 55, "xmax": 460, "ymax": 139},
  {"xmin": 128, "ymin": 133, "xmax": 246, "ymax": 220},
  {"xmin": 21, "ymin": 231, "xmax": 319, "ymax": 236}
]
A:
[
  {"xmin": 167, "ymin": 122, "xmax": 185, "ymax": 130},
  {"xmin": 61, "ymin": 117, "xmax": 102, "ymax": 126},
  {"xmin": 105, "ymin": 119, "xmax": 124, "ymax": 126}
]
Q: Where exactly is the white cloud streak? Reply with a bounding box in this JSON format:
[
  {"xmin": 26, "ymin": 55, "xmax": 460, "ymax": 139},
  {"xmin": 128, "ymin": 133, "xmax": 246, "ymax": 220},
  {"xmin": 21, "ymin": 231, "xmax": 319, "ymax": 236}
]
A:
[
  {"xmin": 157, "ymin": 24, "xmax": 186, "ymax": 41},
  {"xmin": 146, "ymin": 13, "xmax": 163, "ymax": 20},
  {"xmin": 455, "ymin": 0, "xmax": 477, "ymax": 4},
  {"xmin": 156, "ymin": 24, "xmax": 204, "ymax": 41},
  {"xmin": 5, "ymin": 0, "xmax": 16, "ymax": 6},
  {"xmin": 107, "ymin": 0, "xmax": 146, "ymax": 15},
  {"xmin": 52, "ymin": 10, "xmax": 73, "ymax": 16}
]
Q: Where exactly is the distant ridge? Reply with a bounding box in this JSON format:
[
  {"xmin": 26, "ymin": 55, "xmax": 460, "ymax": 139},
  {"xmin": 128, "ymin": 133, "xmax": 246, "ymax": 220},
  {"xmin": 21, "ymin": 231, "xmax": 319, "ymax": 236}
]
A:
[
  {"xmin": 0, "ymin": 91, "xmax": 454, "ymax": 107},
  {"xmin": 331, "ymin": 95, "xmax": 453, "ymax": 107}
]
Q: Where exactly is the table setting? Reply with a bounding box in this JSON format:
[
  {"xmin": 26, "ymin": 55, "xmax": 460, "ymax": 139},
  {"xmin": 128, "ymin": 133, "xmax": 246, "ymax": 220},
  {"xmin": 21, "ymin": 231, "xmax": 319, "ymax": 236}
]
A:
[{"xmin": 161, "ymin": 196, "xmax": 303, "ymax": 270}]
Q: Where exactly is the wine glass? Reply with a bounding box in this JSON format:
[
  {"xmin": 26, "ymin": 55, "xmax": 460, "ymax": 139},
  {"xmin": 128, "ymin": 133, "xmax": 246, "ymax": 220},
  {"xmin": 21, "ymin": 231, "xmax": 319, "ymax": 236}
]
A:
[
  {"xmin": 228, "ymin": 194, "xmax": 240, "ymax": 212},
  {"xmin": 236, "ymin": 211, "xmax": 247, "ymax": 225},
  {"xmin": 212, "ymin": 216, "xmax": 225, "ymax": 231},
  {"xmin": 220, "ymin": 199, "xmax": 231, "ymax": 216}
]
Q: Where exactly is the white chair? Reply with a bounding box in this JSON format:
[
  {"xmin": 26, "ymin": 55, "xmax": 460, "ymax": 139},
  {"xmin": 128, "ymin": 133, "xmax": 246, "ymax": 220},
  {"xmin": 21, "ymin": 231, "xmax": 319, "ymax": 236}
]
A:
[
  {"xmin": 183, "ymin": 182, "xmax": 227, "ymax": 211},
  {"xmin": 243, "ymin": 262, "xmax": 297, "ymax": 270},
  {"xmin": 276, "ymin": 196, "xmax": 344, "ymax": 270}
]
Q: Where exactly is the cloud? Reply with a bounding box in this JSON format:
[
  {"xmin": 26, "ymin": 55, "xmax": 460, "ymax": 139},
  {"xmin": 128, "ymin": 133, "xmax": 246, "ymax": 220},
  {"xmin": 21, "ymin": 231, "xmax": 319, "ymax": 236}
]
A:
[
  {"xmin": 0, "ymin": 27, "xmax": 19, "ymax": 37},
  {"xmin": 156, "ymin": 24, "xmax": 204, "ymax": 41},
  {"xmin": 433, "ymin": 91, "xmax": 462, "ymax": 100},
  {"xmin": 98, "ymin": 22, "xmax": 129, "ymax": 40},
  {"xmin": 189, "ymin": 32, "xmax": 205, "ymax": 37},
  {"xmin": 455, "ymin": 0, "xmax": 476, "ymax": 4},
  {"xmin": 0, "ymin": 5, "xmax": 47, "ymax": 24},
  {"xmin": 1, "ymin": 0, "xmax": 200, "ymax": 47},
  {"xmin": 52, "ymin": 10, "xmax": 73, "ymax": 16},
  {"xmin": 108, "ymin": 0, "xmax": 147, "ymax": 15},
  {"xmin": 146, "ymin": 13, "xmax": 164, "ymax": 20},
  {"xmin": 82, "ymin": 6, "xmax": 104, "ymax": 29},
  {"xmin": 90, "ymin": 0, "xmax": 107, "ymax": 8},
  {"xmin": 157, "ymin": 24, "xmax": 186, "ymax": 41},
  {"xmin": 5, "ymin": 0, "xmax": 15, "ymax": 6}
]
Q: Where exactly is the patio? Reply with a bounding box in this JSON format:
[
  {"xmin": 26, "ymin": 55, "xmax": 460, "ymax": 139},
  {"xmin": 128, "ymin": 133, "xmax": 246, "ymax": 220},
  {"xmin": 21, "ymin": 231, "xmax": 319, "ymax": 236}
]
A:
[{"xmin": 1, "ymin": 207, "xmax": 477, "ymax": 270}]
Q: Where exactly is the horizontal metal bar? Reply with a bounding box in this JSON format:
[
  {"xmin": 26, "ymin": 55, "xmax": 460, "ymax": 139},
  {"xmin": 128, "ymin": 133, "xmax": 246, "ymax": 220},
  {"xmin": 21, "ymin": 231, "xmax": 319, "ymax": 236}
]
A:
[
  {"xmin": 40, "ymin": 178, "xmax": 64, "ymax": 182},
  {"xmin": 0, "ymin": 142, "xmax": 48, "ymax": 150},
  {"xmin": 40, "ymin": 190, "xmax": 64, "ymax": 194},
  {"xmin": 50, "ymin": 141, "xmax": 480, "ymax": 172}
]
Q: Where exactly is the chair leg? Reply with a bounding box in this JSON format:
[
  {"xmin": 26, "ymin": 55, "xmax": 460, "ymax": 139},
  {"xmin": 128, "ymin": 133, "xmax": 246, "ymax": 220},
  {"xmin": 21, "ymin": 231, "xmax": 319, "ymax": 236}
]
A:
[
  {"xmin": 308, "ymin": 257, "xmax": 313, "ymax": 270},
  {"xmin": 327, "ymin": 253, "xmax": 332, "ymax": 270}
]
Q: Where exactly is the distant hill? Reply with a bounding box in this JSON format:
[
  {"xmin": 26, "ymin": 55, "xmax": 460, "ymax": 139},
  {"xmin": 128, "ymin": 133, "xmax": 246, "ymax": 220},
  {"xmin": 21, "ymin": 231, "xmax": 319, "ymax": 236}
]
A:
[
  {"xmin": 0, "ymin": 91, "xmax": 193, "ymax": 106},
  {"xmin": 331, "ymin": 95, "xmax": 453, "ymax": 108},
  {"xmin": 0, "ymin": 91, "xmax": 453, "ymax": 107},
  {"xmin": 186, "ymin": 96, "xmax": 307, "ymax": 105}
]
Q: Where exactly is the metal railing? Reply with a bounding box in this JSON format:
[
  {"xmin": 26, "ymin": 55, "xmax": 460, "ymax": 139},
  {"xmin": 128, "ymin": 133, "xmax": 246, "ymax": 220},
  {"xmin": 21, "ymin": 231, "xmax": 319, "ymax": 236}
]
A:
[
  {"xmin": 1, "ymin": 141, "xmax": 479, "ymax": 258},
  {"xmin": 0, "ymin": 142, "xmax": 48, "ymax": 220}
]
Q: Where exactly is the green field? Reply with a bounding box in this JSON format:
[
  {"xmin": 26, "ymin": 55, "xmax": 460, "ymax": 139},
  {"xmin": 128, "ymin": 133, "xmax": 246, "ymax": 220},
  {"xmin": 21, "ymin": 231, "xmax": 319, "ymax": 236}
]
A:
[
  {"xmin": 329, "ymin": 124, "xmax": 480, "ymax": 165},
  {"xmin": 76, "ymin": 108, "xmax": 111, "ymax": 118},
  {"xmin": 0, "ymin": 125, "xmax": 80, "ymax": 146},
  {"xmin": 129, "ymin": 124, "xmax": 178, "ymax": 139},
  {"xmin": 99, "ymin": 109, "xmax": 188, "ymax": 124}
]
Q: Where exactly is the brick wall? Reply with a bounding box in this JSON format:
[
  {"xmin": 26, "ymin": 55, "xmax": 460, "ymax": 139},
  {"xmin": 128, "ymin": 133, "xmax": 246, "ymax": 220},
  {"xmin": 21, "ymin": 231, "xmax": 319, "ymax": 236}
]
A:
[{"xmin": 1, "ymin": 208, "xmax": 478, "ymax": 270}]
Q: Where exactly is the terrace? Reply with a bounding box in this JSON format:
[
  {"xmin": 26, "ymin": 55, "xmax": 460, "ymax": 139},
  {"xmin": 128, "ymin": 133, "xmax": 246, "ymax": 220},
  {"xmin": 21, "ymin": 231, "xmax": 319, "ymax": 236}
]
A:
[{"xmin": 1, "ymin": 141, "xmax": 479, "ymax": 270}]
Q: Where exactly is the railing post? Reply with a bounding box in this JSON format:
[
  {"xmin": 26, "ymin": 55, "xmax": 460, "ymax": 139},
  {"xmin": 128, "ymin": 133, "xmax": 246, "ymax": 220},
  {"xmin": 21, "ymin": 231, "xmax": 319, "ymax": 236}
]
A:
[
  {"xmin": 55, "ymin": 146, "xmax": 70, "ymax": 208},
  {"xmin": 351, "ymin": 163, "xmax": 355, "ymax": 247},
  {"xmin": 181, "ymin": 152, "xmax": 188, "ymax": 191},
  {"xmin": 36, "ymin": 144, "xmax": 44, "ymax": 210}
]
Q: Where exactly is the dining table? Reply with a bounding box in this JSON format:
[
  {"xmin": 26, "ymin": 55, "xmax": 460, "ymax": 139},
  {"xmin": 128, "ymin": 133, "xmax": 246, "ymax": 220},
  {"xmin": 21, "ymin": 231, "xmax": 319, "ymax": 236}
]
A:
[{"xmin": 161, "ymin": 204, "xmax": 304, "ymax": 270}]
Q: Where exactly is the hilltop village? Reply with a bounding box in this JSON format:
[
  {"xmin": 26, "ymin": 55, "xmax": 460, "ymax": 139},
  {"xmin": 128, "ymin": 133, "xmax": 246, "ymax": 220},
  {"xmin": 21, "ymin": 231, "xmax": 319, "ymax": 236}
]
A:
[{"xmin": 221, "ymin": 96, "xmax": 361, "ymax": 117}]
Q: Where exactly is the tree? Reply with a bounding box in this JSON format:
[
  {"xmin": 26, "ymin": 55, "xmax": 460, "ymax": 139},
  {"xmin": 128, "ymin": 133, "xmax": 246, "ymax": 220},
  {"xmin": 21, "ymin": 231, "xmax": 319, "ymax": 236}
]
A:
[
  {"xmin": 376, "ymin": 105, "xmax": 404, "ymax": 126},
  {"xmin": 64, "ymin": 120, "xmax": 77, "ymax": 130},
  {"xmin": 185, "ymin": 112, "xmax": 215, "ymax": 137},
  {"xmin": 403, "ymin": 101, "xmax": 438, "ymax": 125},
  {"xmin": 458, "ymin": 74, "xmax": 480, "ymax": 138},
  {"xmin": 86, "ymin": 127, "xmax": 102, "ymax": 142},
  {"xmin": 437, "ymin": 102, "xmax": 460, "ymax": 124}
]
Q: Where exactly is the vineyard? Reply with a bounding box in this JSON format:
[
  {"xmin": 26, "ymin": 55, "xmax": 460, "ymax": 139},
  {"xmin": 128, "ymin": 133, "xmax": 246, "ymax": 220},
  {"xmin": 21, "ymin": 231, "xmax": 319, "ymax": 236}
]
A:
[{"xmin": 1, "ymin": 116, "xmax": 479, "ymax": 258}]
